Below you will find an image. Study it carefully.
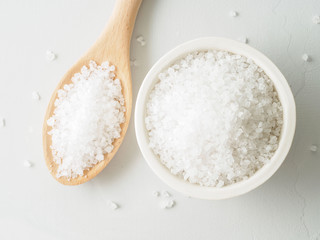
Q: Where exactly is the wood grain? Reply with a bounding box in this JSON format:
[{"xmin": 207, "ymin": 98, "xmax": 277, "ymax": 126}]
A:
[{"xmin": 42, "ymin": 0, "xmax": 142, "ymax": 185}]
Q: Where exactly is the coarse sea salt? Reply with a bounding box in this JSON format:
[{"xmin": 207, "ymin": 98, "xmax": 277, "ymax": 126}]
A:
[
  {"xmin": 160, "ymin": 199, "xmax": 175, "ymax": 209},
  {"xmin": 107, "ymin": 201, "xmax": 119, "ymax": 210},
  {"xmin": 46, "ymin": 50, "xmax": 56, "ymax": 61},
  {"xmin": 312, "ymin": 15, "xmax": 320, "ymax": 24},
  {"xmin": 302, "ymin": 54, "xmax": 310, "ymax": 62},
  {"xmin": 238, "ymin": 36, "xmax": 248, "ymax": 44},
  {"xmin": 310, "ymin": 145, "xmax": 317, "ymax": 152},
  {"xmin": 1, "ymin": 118, "xmax": 5, "ymax": 127},
  {"xmin": 130, "ymin": 58, "xmax": 139, "ymax": 67},
  {"xmin": 152, "ymin": 191, "xmax": 160, "ymax": 197},
  {"xmin": 28, "ymin": 126, "xmax": 34, "ymax": 133},
  {"xmin": 229, "ymin": 10, "xmax": 238, "ymax": 17},
  {"xmin": 32, "ymin": 91, "xmax": 41, "ymax": 100},
  {"xmin": 136, "ymin": 35, "xmax": 146, "ymax": 46},
  {"xmin": 162, "ymin": 191, "xmax": 171, "ymax": 198},
  {"xmin": 47, "ymin": 60, "xmax": 125, "ymax": 178},
  {"xmin": 24, "ymin": 160, "xmax": 32, "ymax": 168},
  {"xmin": 145, "ymin": 50, "xmax": 283, "ymax": 187}
]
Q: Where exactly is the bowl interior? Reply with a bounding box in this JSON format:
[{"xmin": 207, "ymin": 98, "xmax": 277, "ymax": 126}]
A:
[{"xmin": 135, "ymin": 37, "xmax": 296, "ymax": 200}]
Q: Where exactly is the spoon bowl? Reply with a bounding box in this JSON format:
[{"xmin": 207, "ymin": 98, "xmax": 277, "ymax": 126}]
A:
[{"xmin": 43, "ymin": 0, "xmax": 142, "ymax": 185}]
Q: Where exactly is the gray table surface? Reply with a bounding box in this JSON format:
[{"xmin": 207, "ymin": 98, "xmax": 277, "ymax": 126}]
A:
[{"xmin": 0, "ymin": 0, "xmax": 319, "ymax": 239}]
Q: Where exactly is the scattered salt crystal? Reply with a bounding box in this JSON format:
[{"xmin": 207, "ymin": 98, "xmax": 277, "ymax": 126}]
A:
[
  {"xmin": 107, "ymin": 201, "xmax": 119, "ymax": 210},
  {"xmin": 312, "ymin": 15, "xmax": 320, "ymax": 24},
  {"xmin": 24, "ymin": 160, "xmax": 32, "ymax": 168},
  {"xmin": 302, "ymin": 54, "xmax": 310, "ymax": 62},
  {"xmin": 32, "ymin": 91, "xmax": 41, "ymax": 101},
  {"xmin": 229, "ymin": 10, "xmax": 238, "ymax": 17},
  {"xmin": 146, "ymin": 50, "xmax": 283, "ymax": 187},
  {"xmin": 160, "ymin": 199, "xmax": 175, "ymax": 209},
  {"xmin": 1, "ymin": 118, "xmax": 5, "ymax": 127},
  {"xmin": 136, "ymin": 35, "xmax": 146, "ymax": 46},
  {"xmin": 28, "ymin": 126, "xmax": 34, "ymax": 133},
  {"xmin": 47, "ymin": 60, "xmax": 125, "ymax": 179},
  {"xmin": 238, "ymin": 36, "xmax": 248, "ymax": 44},
  {"xmin": 310, "ymin": 145, "xmax": 318, "ymax": 152},
  {"xmin": 152, "ymin": 191, "xmax": 160, "ymax": 197},
  {"xmin": 46, "ymin": 50, "xmax": 56, "ymax": 61},
  {"xmin": 162, "ymin": 191, "xmax": 171, "ymax": 198},
  {"xmin": 130, "ymin": 58, "xmax": 139, "ymax": 67}
]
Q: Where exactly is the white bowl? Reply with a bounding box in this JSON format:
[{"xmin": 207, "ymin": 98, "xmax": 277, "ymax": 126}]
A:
[{"xmin": 135, "ymin": 37, "xmax": 296, "ymax": 200}]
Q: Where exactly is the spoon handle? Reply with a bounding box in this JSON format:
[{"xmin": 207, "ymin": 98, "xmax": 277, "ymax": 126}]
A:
[{"xmin": 107, "ymin": 0, "xmax": 143, "ymax": 43}]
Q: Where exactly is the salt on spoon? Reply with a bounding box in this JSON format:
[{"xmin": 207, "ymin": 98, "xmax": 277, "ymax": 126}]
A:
[{"xmin": 43, "ymin": 0, "xmax": 142, "ymax": 185}]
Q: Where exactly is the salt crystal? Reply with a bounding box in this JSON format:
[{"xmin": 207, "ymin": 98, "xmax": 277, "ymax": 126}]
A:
[
  {"xmin": 152, "ymin": 191, "xmax": 160, "ymax": 197},
  {"xmin": 302, "ymin": 54, "xmax": 310, "ymax": 62},
  {"xmin": 160, "ymin": 199, "xmax": 175, "ymax": 209},
  {"xmin": 229, "ymin": 11, "xmax": 238, "ymax": 17},
  {"xmin": 130, "ymin": 58, "xmax": 139, "ymax": 67},
  {"xmin": 46, "ymin": 50, "xmax": 56, "ymax": 61},
  {"xmin": 162, "ymin": 191, "xmax": 171, "ymax": 198},
  {"xmin": 145, "ymin": 50, "xmax": 283, "ymax": 187},
  {"xmin": 24, "ymin": 160, "xmax": 32, "ymax": 168},
  {"xmin": 47, "ymin": 60, "xmax": 125, "ymax": 179},
  {"xmin": 107, "ymin": 201, "xmax": 119, "ymax": 210},
  {"xmin": 238, "ymin": 36, "xmax": 248, "ymax": 44},
  {"xmin": 312, "ymin": 15, "xmax": 320, "ymax": 24},
  {"xmin": 310, "ymin": 145, "xmax": 318, "ymax": 152},
  {"xmin": 32, "ymin": 91, "xmax": 41, "ymax": 100},
  {"xmin": 136, "ymin": 35, "xmax": 146, "ymax": 46},
  {"xmin": 1, "ymin": 118, "xmax": 5, "ymax": 127}
]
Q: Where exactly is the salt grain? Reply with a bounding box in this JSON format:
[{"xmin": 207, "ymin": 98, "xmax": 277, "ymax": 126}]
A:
[
  {"xmin": 146, "ymin": 50, "xmax": 283, "ymax": 187},
  {"xmin": 1, "ymin": 118, "xmax": 5, "ymax": 127},
  {"xmin": 302, "ymin": 54, "xmax": 310, "ymax": 62},
  {"xmin": 312, "ymin": 15, "xmax": 320, "ymax": 24},
  {"xmin": 24, "ymin": 160, "xmax": 32, "ymax": 168},
  {"xmin": 107, "ymin": 201, "xmax": 119, "ymax": 210},
  {"xmin": 136, "ymin": 35, "xmax": 146, "ymax": 46},
  {"xmin": 238, "ymin": 36, "xmax": 248, "ymax": 44},
  {"xmin": 310, "ymin": 145, "xmax": 318, "ymax": 152},
  {"xmin": 229, "ymin": 11, "xmax": 238, "ymax": 17},
  {"xmin": 47, "ymin": 60, "xmax": 125, "ymax": 178},
  {"xmin": 160, "ymin": 199, "xmax": 175, "ymax": 209},
  {"xmin": 46, "ymin": 50, "xmax": 56, "ymax": 61},
  {"xmin": 162, "ymin": 191, "xmax": 171, "ymax": 198},
  {"xmin": 32, "ymin": 91, "xmax": 41, "ymax": 101},
  {"xmin": 28, "ymin": 126, "xmax": 34, "ymax": 133},
  {"xmin": 130, "ymin": 58, "xmax": 139, "ymax": 67},
  {"xmin": 152, "ymin": 191, "xmax": 160, "ymax": 197}
]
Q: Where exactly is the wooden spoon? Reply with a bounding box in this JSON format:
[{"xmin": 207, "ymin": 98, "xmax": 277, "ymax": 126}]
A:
[{"xmin": 42, "ymin": 0, "xmax": 142, "ymax": 185}]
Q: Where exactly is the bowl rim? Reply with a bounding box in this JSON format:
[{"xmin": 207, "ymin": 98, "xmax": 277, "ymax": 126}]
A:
[{"xmin": 134, "ymin": 37, "xmax": 296, "ymax": 200}]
